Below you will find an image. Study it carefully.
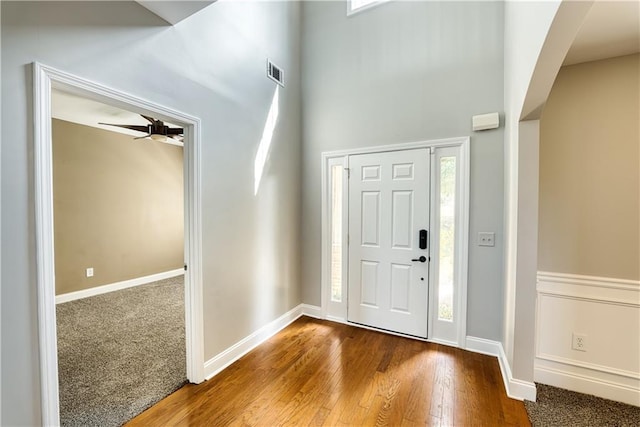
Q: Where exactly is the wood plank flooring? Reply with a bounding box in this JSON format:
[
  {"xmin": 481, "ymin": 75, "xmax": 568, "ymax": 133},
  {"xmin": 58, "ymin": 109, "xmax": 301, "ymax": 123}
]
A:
[{"xmin": 127, "ymin": 317, "xmax": 530, "ymax": 426}]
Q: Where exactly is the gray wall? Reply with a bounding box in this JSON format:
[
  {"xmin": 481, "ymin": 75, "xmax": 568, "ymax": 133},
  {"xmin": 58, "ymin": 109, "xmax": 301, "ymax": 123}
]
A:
[
  {"xmin": 1, "ymin": 1, "xmax": 302, "ymax": 424},
  {"xmin": 301, "ymin": 1, "xmax": 505, "ymax": 340}
]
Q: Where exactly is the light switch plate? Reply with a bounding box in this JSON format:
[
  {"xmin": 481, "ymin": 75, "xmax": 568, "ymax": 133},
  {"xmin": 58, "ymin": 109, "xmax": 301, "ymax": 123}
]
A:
[
  {"xmin": 478, "ymin": 232, "xmax": 495, "ymax": 247},
  {"xmin": 86, "ymin": 268, "xmax": 94, "ymax": 278}
]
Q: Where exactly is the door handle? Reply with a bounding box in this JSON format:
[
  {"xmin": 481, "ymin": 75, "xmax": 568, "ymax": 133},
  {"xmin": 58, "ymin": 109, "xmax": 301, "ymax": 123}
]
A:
[{"xmin": 411, "ymin": 256, "xmax": 427, "ymax": 263}]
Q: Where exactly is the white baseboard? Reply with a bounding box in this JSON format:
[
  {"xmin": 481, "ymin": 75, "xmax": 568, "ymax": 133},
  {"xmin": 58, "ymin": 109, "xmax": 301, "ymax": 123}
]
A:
[
  {"xmin": 465, "ymin": 336, "xmax": 502, "ymax": 357},
  {"xmin": 301, "ymin": 304, "xmax": 323, "ymax": 319},
  {"xmin": 535, "ymin": 360, "xmax": 640, "ymax": 406},
  {"xmin": 466, "ymin": 336, "xmax": 537, "ymax": 402},
  {"xmin": 535, "ymin": 356, "xmax": 640, "ymax": 406},
  {"xmin": 55, "ymin": 268, "xmax": 185, "ymax": 304},
  {"xmin": 204, "ymin": 304, "xmax": 305, "ymax": 380}
]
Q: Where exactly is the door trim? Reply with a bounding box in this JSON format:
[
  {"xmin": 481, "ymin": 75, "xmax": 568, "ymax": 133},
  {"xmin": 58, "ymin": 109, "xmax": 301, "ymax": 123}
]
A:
[
  {"xmin": 320, "ymin": 137, "xmax": 470, "ymax": 346},
  {"xmin": 33, "ymin": 62, "xmax": 205, "ymax": 425}
]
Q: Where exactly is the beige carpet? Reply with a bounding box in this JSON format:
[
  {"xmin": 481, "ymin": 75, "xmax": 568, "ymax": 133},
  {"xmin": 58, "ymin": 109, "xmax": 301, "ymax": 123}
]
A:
[
  {"xmin": 525, "ymin": 383, "xmax": 640, "ymax": 427},
  {"xmin": 56, "ymin": 275, "xmax": 187, "ymax": 427}
]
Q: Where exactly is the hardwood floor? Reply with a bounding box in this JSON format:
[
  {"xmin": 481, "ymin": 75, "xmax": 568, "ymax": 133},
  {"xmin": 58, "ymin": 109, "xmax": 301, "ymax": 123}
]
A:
[{"xmin": 127, "ymin": 317, "xmax": 530, "ymax": 426}]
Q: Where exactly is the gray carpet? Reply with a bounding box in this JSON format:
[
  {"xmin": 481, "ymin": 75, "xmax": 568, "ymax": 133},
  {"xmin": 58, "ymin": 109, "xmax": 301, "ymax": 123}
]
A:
[
  {"xmin": 56, "ymin": 276, "xmax": 187, "ymax": 427},
  {"xmin": 525, "ymin": 383, "xmax": 640, "ymax": 427}
]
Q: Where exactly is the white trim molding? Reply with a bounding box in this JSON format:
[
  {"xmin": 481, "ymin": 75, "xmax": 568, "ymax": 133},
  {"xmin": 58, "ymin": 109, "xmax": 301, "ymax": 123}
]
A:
[
  {"xmin": 34, "ymin": 61, "xmax": 60, "ymax": 427},
  {"xmin": 320, "ymin": 156, "xmax": 348, "ymax": 320},
  {"xmin": 535, "ymin": 271, "xmax": 640, "ymax": 406},
  {"xmin": 535, "ymin": 358, "xmax": 640, "ymax": 407},
  {"xmin": 301, "ymin": 304, "xmax": 323, "ymax": 319},
  {"xmin": 33, "ymin": 62, "xmax": 204, "ymax": 426},
  {"xmin": 55, "ymin": 269, "xmax": 185, "ymax": 304},
  {"xmin": 205, "ymin": 305, "xmax": 305, "ymax": 380},
  {"xmin": 428, "ymin": 141, "xmax": 471, "ymax": 346},
  {"xmin": 537, "ymin": 271, "xmax": 640, "ymax": 306},
  {"xmin": 465, "ymin": 336, "xmax": 502, "ymax": 357},
  {"xmin": 465, "ymin": 336, "xmax": 537, "ymax": 402}
]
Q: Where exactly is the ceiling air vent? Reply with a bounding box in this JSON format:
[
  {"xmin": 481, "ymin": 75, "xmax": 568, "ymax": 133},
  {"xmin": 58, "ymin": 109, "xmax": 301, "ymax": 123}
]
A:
[{"xmin": 267, "ymin": 60, "xmax": 284, "ymax": 87}]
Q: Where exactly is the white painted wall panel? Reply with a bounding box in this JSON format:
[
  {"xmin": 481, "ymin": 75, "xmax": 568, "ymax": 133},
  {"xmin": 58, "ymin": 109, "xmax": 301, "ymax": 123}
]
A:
[
  {"xmin": 535, "ymin": 272, "xmax": 640, "ymax": 405},
  {"xmin": 537, "ymin": 295, "xmax": 640, "ymax": 375}
]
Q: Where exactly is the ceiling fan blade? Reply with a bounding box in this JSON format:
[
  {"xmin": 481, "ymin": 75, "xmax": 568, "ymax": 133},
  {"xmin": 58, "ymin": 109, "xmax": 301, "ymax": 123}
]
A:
[
  {"xmin": 99, "ymin": 123, "xmax": 150, "ymax": 133},
  {"xmin": 166, "ymin": 127, "xmax": 184, "ymax": 135},
  {"xmin": 140, "ymin": 114, "xmax": 157, "ymax": 124},
  {"xmin": 133, "ymin": 134, "xmax": 152, "ymax": 140}
]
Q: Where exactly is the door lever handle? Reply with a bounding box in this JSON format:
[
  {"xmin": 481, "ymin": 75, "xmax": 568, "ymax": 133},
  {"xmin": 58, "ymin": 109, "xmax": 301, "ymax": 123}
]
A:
[{"xmin": 411, "ymin": 256, "xmax": 427, "ymax": 263}]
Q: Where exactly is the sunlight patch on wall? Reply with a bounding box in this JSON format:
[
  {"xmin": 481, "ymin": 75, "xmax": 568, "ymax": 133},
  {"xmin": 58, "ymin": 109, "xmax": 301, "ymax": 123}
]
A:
[{"xmin": 254, "ymin": 87, "xmax": 280, "ymax": 195}]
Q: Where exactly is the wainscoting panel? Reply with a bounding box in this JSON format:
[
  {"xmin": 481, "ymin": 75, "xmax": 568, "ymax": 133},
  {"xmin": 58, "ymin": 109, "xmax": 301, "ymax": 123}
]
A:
[{"xmin": 535, "ymin": 272, "xmax": 640, "ymax": 406}]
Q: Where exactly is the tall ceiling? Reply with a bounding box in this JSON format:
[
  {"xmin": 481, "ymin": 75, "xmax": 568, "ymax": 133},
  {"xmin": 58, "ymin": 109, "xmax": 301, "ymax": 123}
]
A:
[
  {"xmin": 53, "ymin": 1, "xmax": 638, "ymax": 131},
  {"xmin": 564, "ymin": 0, "xmax": 640, "ymax": 66}
]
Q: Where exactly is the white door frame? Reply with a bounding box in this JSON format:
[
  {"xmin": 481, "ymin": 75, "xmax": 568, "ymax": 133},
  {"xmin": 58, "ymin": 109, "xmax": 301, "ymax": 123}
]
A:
[
  {"xmin": 33, "ymin": 62, "xmax": 205, "ymax": 426},
  {"xmin": 320, "ymin": 137, "xmax": 470, "ymax": 346}
]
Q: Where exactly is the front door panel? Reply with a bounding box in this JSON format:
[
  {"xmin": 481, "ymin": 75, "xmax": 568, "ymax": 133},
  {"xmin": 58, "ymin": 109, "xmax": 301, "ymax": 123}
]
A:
[{"xmin": 348, "ymin": 149, "xmax": 430, "ymax": 337}]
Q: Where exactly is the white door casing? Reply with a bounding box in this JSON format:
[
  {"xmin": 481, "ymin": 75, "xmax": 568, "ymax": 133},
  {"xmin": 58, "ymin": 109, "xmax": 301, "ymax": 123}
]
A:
[
  {"xmin": 347, "ymin": 148, "xmax": 430, "ymax": 337},
  {"xmin": 33, "ymin": 62, "xmax": 204, "ymax": 426}
]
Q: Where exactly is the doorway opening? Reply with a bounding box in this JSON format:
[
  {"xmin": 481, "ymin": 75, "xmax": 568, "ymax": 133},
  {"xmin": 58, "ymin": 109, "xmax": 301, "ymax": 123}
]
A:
[
  {"xmin": 52, "ymin": 89, "xmax": 188, "ymax": 425},
  {"xmin": 34, "ymin": 63, "xmax": 204, "ymax": 426},
  {"xmin": 320, "ymin": 138, "xmax": 469, "ymax": 346}
]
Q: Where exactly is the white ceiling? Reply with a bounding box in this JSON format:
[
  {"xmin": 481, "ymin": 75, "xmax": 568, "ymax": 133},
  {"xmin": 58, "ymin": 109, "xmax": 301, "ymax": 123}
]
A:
[
  {"xmin": 564, "ymin": 0, "xmax": 640, "ymax": 66},
  {"xmin": 135, "ymin": 1, "xmax": 216, "ymax": 25},
  {"xmin": 52, "ymin": 90, "xmax": 183, "ymax": 146}
]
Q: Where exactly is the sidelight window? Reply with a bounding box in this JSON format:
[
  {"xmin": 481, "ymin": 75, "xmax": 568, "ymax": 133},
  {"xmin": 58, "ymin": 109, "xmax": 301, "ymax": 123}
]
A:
[
  {"xmin": 330, "ymin": 164, "xmax": 344, "ymax": 302},
  {"xmin": 437, "ymin": 156, "xmax": 456, "ymax": 321}
]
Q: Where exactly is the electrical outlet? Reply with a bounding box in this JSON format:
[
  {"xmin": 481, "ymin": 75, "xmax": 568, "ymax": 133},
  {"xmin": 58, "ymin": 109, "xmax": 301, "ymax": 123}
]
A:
[
  {"xmin": 572, "ymin": 333, "xmax": 587, "ymax": 352},
  {"xmin": 478, "ymin": 232, "xmax": 495, "ymax": 247},
  {"xmin": 86, "ymin": 268, "xmax": 94, "ymax": 278}
]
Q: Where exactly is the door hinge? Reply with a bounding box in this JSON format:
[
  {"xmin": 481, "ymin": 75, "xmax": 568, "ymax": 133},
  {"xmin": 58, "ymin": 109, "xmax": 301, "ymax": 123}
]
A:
[
  {"xmin": 184, "ymin": 264, "xmax": 188, "ymax": 271},
  {"xmin": 344, "ymin": 167, "xmax": 350, "ymax": 178}
]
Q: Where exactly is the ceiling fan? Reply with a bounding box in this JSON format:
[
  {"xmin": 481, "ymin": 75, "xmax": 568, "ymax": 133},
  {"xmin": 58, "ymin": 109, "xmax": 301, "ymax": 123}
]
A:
[{"xmin": 99, "ymin": 114, "xmax": 183, "ymax": 142}]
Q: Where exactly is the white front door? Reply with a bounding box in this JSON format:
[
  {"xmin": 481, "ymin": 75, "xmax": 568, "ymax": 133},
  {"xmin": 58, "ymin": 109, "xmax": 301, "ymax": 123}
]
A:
[{"xmin": 347, "ymin": 148, "xmax": 430, "ymax": 337}]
